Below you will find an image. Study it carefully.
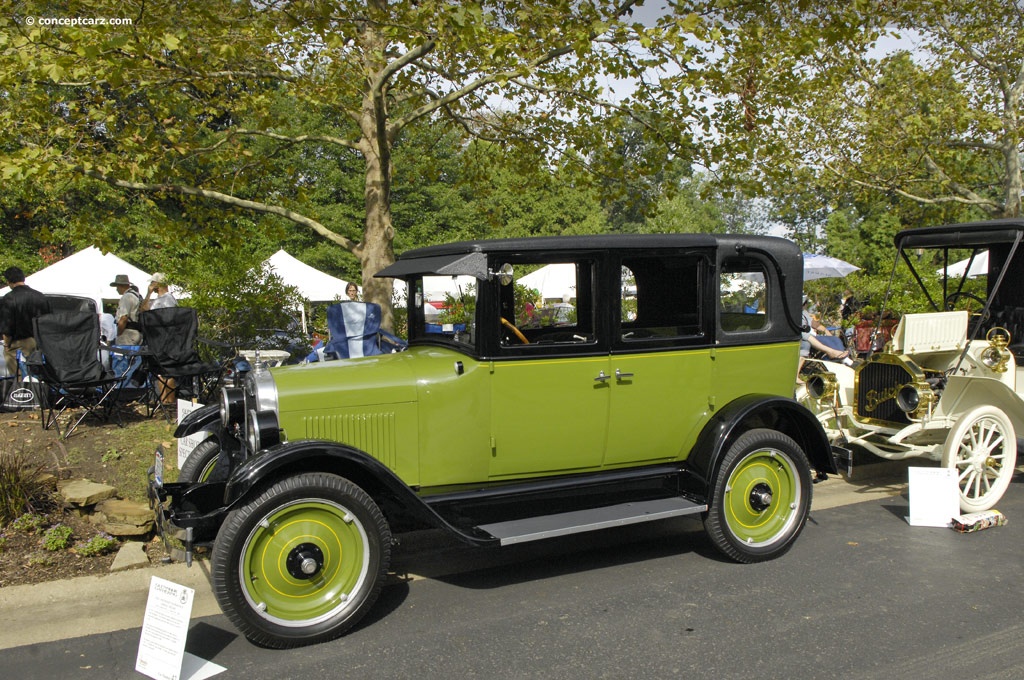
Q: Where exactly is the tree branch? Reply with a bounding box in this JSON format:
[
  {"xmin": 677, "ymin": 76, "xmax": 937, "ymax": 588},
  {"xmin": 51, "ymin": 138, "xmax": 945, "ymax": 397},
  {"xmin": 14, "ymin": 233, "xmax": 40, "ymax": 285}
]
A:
[
  {"xmin": 230, "ymin": 128, "xmax": 360, "ymax": 151},
  {"xmin": 84, "ymin": 169, "xmax": 361, "ymax": 252}
]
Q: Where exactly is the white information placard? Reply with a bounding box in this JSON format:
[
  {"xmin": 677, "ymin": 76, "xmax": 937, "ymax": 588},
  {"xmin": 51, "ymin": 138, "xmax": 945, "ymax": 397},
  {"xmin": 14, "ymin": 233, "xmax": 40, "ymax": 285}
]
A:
[
  {"xmin": 907, "ymin": 466, "xmax": 959, "ymax": 527},
  {"xmin": 176, "ymin": 399, "xmax": 205, "ymax": 469},
  {"xmin": 136, "ymin": 576, "xmax": 195, "ymax": 680}
]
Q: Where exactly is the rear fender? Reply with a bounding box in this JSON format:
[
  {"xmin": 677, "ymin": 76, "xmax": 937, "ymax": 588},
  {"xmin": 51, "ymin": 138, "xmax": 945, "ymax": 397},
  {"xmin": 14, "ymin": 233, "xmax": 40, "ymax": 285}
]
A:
[{"xmin": 686, "ymin": 394, "xmax": 836, "ymax": 503}]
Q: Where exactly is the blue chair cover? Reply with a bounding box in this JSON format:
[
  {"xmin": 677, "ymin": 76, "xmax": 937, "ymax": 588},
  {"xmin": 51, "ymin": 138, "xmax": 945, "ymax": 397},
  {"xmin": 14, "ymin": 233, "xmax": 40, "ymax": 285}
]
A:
[{"xmin": 324, "ymin": 302, "xmax": 406, "ymax": 359}]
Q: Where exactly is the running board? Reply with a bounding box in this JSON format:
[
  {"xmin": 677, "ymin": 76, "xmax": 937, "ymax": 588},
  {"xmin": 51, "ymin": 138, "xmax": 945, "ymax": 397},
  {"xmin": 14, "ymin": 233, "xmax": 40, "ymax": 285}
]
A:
[{"xmin": 477, "ymin": 496, "xmax": 707, "ymax": 546}]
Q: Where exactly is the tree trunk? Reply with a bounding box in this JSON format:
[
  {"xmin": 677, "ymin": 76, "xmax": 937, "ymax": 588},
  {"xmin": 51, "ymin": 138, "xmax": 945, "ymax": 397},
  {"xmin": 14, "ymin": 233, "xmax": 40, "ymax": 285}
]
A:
[{"xmin": 357, "ymin": 94, "xmax": 397, "ymax": 329}]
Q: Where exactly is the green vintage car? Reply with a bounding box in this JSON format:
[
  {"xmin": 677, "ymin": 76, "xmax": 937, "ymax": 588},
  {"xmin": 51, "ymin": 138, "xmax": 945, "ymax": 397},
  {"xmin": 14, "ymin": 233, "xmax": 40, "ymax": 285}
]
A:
[{"xmin": 151, "ymin": 233, "xmax": 839, "ymax": 648}]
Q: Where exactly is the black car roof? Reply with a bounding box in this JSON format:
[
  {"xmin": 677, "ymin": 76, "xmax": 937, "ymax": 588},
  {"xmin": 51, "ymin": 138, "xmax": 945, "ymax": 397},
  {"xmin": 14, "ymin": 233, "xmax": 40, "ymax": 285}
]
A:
[
  {"xmin": 377, "ymin": 233, "xmax": 801, "ymax": 279},
  {"xmin": 895, "ymin": 219, "xmax": 1024, "ymax": 250}
]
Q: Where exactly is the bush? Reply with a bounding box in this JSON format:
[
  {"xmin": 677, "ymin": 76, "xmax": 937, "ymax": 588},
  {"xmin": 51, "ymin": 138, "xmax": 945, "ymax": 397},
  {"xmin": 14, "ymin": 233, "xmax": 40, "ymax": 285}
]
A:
[
  {"xmin": 43, "ymin": 524, "xmax": 73, "ymax": 551},
  {"xmin": 76, "ymin": 533, "xmax": 119, "ymax": 557},
  {"xmin": 10, "ymin": 512, "xmax": 46, "ymax": 534},
  {"xmin": 0, "ymin": 451, "xmax": 52, "ymax": 526}
]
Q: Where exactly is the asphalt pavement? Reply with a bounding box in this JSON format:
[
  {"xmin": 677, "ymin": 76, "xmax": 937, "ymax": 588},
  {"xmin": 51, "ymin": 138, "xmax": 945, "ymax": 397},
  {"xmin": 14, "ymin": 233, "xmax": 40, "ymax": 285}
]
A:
[{"xmin": 4, "ymin": 459, "xmax": 1023, "ymax": 679}]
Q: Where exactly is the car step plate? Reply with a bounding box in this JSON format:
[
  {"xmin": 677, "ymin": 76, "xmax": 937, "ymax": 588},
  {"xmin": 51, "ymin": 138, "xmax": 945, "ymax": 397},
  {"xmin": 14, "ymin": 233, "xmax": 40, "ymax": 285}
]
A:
[{"xmin": 478, "ymin": 496, "xmax": 707, "ymax": 546}]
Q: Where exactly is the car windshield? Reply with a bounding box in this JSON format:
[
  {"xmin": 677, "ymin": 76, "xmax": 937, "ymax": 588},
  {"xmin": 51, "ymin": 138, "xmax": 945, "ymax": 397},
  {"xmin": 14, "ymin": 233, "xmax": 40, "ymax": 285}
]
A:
[{"xmin": 409, "ymin": 274, "xmax": 478, "ymax": 348}]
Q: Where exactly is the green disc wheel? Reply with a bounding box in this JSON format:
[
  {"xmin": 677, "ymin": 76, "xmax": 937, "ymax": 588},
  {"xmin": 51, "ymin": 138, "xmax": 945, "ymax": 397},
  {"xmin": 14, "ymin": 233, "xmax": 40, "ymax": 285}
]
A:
[
  {"xmin": 177, "ymin": 439, "xmax": 223, "ymax": 483},
  {"xmin": 212, "ymin": 472, "xmax": 391, "ymax": 648},
  {"xmin": 703, "ymin": 428, "xmax": 812, "ymax": 563}
]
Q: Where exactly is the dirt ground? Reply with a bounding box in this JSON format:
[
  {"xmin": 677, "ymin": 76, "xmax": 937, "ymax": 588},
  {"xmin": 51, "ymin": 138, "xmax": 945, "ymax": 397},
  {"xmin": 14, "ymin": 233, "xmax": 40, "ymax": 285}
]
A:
[{"xmin": 0, "ymin": 406, "xmax": 181, "ymax": 588}]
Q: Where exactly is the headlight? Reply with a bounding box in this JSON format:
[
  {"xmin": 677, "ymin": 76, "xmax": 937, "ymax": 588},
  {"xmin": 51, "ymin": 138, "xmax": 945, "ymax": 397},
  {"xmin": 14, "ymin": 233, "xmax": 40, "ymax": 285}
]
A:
[
  {"xmin": 896, "ymin": 382, "xmax": 935, "ymax": 418},
  {"xmin": 246, "ymin": 408, "xmax": 280, "ymax": 452},
  {"xmin": 807, "ymin": 373, "xmax": 838, "ymax": 401},
  {"xmin": 220, "ymin": 387, "xmax": 245, "ymax": 428},
  {"xmin": 245, "ymin": 368, "xmax": 279, "ymax": 414}
]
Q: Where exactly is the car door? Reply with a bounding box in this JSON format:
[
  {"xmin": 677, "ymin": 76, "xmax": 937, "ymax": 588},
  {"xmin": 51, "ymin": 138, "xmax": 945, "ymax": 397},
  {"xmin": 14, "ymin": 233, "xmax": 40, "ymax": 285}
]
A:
[
  {"xmin": 604, "ymin": 252, "xmax": 715, "ymax": 466},
  {"xmin": 488, "ymin": 258, "xmax": 610, "ymax": 478}
]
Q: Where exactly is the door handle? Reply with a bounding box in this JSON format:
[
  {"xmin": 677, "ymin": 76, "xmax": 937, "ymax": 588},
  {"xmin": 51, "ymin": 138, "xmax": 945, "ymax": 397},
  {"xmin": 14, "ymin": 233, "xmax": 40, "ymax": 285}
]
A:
[
  {"xmin": 594, "ymin": 370, "xmax": 611, "ymax": 382},
  {"xmin": 615, "ymin": 368, "xmax": 634, "ymax": 380}
]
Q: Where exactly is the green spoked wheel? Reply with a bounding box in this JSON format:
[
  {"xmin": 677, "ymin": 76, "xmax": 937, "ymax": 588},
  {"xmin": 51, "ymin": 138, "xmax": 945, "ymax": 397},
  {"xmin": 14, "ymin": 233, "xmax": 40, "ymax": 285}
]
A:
[
  {"xmin": 212, "ymin": 473, "xmax": 391, "ymax": 648},
  {"xmin": 703, "ymin": 429, "xmax": 812, "ymax": 563}
]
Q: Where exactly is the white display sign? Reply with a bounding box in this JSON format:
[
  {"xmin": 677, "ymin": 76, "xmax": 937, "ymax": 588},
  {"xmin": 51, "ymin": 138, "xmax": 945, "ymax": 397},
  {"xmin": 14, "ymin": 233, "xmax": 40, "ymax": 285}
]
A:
[
  {"xmin": 176, "ymin": 399, "xmax": 206, "ymax": 469},
  {"xmin": 907, "ymin": 466, "xmax": 959, "ymax": 527},
  {"xmin": 136, "ymin": 576, "xmax": 195, "ymax": 680},
  {"xmin": 135, "ymin": 576, "xmax": 226, "ymax": 680}
]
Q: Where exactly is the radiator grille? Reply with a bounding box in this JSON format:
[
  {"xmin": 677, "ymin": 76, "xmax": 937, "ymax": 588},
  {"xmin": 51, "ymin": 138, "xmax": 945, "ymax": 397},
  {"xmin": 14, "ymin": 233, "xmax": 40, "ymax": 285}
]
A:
[
  {"xmin": 303, "ymin": 411, "xmax": 398, "ymax": 468},
  {"xmin": 855, "ymin": 361, "xmax": 913, "ymax": 426}
]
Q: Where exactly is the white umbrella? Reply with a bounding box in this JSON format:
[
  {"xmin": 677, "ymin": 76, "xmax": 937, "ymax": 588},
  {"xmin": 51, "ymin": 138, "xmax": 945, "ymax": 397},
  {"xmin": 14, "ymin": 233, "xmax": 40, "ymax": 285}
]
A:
[
  {"xmin": 939, "ymin": 251, "xmax": 988, "ymax": 279},
  {"xmin": 803, "ymin": 253, "xmax": 860, "ymax": 281}
]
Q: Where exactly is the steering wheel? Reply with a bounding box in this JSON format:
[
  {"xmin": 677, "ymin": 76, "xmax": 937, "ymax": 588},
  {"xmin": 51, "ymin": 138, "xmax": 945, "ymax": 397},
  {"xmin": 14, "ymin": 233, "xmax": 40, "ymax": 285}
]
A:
[
  {"xmin": 944, "ymin": 292, "xmax": 990, "ymax": 322},
  {"xmin": 500, "ymin": 317, "xmax": 529, "ymax": 344}
]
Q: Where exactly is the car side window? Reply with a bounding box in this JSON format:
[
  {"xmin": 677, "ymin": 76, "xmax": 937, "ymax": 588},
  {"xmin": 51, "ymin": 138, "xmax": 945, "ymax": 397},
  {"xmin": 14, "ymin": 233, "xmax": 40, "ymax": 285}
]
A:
[
  {"xmin": 415, "ymin": 275, "xmax": 478, "ymax": 347},
  {"xmin": 618, "ymin": 254, "xmax": 705, "ymax": 343},
  {"xmin": 499, "ymin": 260, "xmax": 597, "ymax": 350},
  {"xmin": 720, "ymin": 258, "xmax": 768, "ymax": 333}
]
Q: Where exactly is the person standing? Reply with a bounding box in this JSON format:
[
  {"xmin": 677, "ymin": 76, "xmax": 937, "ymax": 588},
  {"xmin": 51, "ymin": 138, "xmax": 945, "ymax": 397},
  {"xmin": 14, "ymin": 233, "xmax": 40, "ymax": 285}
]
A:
[
  {"xmin": 1, "ymin": 266, "xmax": 51, "ymax": 377},
  {"xmin": 139, "ymin": 272, "xmax": 177, "ymax": 405},
  {"xmin": 346, "ymin": 282, "xmax": 360, "ymax": 301},
  {"xmin": 110, "ymin": 274, "xmax": 143, "ymax": 345},
  {"xmin": 140, "ymin": 272, "xmax": 177, "ymax": 312}
]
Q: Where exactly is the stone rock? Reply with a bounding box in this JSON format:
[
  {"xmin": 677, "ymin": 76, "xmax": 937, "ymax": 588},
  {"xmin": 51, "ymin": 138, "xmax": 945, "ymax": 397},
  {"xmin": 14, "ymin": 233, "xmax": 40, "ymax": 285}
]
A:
[
  {"xmin": 110, "ymin": 542, "xmax": 151, "ymax": 572},
  {"xmin": 91, "ymin": 498, "xmax": 155, "ymax": 536},
  {"xmin": 57, "ymin": 478, "xmax": 117, "ymax": 506}
]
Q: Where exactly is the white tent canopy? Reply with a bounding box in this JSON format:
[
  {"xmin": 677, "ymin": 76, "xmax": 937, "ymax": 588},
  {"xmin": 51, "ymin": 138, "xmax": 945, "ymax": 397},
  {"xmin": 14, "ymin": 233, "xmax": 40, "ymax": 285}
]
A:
[
  {"xmin": 0, "ymin": 246, "xmax": 152, "ymax": 311},
  {"xmin": 264, "ymin": 249, "xmax": 354, "ymax": 302},
  {"xmin": 518, "ymin": 263, "xmax": 578, "ymax": 301},
  {"xmin": 939, "ymin": 251, "xmax": 989, "ymax": 279}
]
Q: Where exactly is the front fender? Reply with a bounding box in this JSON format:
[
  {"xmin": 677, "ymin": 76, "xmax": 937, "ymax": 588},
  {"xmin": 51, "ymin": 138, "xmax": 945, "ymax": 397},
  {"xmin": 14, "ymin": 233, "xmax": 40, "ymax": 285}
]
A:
[
  {"xmin": 173, "ymin": 403, "xmax": 221, "ymax": 439},
  {"xmin": 686, "ymin": 394, "xmax": 837, "ymax": 499},
  {"xmin": 222, "ymin": 440, "xmax": 498, "ymax": 546}
]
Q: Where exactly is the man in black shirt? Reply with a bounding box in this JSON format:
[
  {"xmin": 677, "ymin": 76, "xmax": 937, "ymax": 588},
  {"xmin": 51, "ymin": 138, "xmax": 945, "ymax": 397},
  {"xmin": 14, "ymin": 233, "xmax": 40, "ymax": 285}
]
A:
[{"xmin": 1, "ymin": 266, "xmax": 51, "ymax": 377}]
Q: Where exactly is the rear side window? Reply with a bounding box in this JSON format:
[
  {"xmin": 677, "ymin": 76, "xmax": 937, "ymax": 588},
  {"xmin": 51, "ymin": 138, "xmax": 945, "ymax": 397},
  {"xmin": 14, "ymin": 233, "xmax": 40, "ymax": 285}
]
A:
[
  {"xmin": 618, "ymin": 254, "xmax": 705, "ymax": 344},
  {"xmin": 720, "ymin": 258, "xmax": 768, "ymax": 333}
]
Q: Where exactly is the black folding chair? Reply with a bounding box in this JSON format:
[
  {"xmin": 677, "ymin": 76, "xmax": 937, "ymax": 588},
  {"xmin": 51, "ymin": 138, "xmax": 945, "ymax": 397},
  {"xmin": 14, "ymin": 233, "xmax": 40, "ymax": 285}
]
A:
[
  {"xmin": 138, "ymin": 307, "xmax": 227, "ymax": 418},
  {"xmin": 27, "ymin": 311, "xmax": 127, "ymax": 439}
]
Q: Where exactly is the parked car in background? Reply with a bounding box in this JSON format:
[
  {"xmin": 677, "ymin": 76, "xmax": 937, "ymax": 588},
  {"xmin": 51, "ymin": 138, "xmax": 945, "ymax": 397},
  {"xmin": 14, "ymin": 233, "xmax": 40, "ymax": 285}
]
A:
[
  {"xmin": 800, "ymin": 219, "xmax": 1024, "ymax": 513},
  {"xmin": 153, "ymin": 233, "xmax": 838, "ymax": 648}
]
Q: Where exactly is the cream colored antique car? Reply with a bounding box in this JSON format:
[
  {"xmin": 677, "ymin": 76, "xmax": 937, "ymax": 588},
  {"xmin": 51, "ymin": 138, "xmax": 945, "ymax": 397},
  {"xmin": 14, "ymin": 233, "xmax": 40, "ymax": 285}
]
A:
[{"xmin": 800, "ymin": 219, "xmax": 1024, "ymax": 512}]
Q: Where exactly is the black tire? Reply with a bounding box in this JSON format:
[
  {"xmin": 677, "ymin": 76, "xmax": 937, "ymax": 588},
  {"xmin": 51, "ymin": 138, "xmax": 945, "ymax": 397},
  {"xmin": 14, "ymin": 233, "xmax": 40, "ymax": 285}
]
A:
[
  {"xmin": 211, "ymin": 472, "xmax": 391, "ymax": 648},
  {"xmin": 178, "ymin": 438, "xmax": 224, "ymax": 483},
  {"xmin": 703, "ymin": 428, "xmax": 812, "ymax": 563}
]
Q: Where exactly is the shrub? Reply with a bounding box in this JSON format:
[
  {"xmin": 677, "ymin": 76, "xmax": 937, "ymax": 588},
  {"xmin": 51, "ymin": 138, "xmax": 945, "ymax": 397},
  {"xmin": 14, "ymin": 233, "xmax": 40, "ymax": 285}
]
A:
[
  {"xmin": 10, "ymin": 512, "xmax": 46, "ymax": 534},
  {"xmin": 43, "ymin": 524, "xmax": 73, "ymax": 551},
  {"xmin": 0, "ymin": 451, "xmax": 52, "ymax": 525},
  {"xmin": 76, "ymin": 533, "xmax": 119, "ymax": 557}
]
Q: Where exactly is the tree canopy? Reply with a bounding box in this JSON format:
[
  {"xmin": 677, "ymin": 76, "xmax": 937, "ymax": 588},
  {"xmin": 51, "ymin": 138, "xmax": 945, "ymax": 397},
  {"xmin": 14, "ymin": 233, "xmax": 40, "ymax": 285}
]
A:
[{"xmin": 1, "ymin": 0, "xmax": 719, "ymax": 325}]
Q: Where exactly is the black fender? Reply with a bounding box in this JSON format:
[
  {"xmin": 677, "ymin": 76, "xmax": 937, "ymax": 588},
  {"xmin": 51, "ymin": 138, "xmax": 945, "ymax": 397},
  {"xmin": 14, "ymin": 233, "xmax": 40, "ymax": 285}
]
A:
[
  {"xmin": 221, "ymin": 440, "xmax": 499, "ymax": 547},
  {"xmin": 685, "ymin": 394, "xmax": 836, "ymax": 502},
  {"xmin": 173, "ymin": 403, "xmax": 221, "ymax": 439}
]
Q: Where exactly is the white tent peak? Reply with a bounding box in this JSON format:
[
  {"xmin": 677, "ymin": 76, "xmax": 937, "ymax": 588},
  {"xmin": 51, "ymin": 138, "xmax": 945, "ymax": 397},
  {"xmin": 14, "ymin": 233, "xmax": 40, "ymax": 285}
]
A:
[
  {"xmin": 0, "ymin": 246, "xmax": 152, "ymax": 311},
  {"xmin": 264, "ymin": 249, "xmax": 354, "ymax": 302}
]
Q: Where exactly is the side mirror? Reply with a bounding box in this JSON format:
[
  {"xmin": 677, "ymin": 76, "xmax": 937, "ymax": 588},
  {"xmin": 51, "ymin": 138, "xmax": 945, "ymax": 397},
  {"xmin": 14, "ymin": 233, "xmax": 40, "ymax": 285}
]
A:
[{"xmin": 489, "ymin": 263, "xmax": 514, "ymax": 285}]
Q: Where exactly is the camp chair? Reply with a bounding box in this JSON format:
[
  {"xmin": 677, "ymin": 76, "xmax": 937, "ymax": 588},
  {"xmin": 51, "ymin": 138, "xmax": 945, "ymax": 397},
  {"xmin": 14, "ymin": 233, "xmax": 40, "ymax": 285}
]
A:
[
  {"xmin": 323, "ymin": 302, "xmax": 407, "ymax": 359},
  {"xmin": 27, "ymin": 311, "xmax": 128, "ymax": 439},
  {"xmin": 138, "ymin": 307, "xmax": 226, "ymax": 418}
]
